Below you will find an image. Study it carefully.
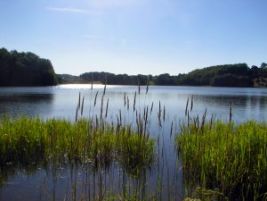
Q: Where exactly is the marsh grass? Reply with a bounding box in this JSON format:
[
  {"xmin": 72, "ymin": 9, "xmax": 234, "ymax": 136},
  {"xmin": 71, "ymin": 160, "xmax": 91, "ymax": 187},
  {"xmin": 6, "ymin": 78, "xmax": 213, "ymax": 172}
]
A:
[
  {"xmin": 2, "ymin": 82, "xmax": 264, "ymax": 201},
  {"xmin": 116, "ymin": 126, "xmax": 154, "ymax": 177},
  {"xmin": 176, "ymin": 120, "xmax": 267, "ymax": 201},
  {"xmin": 0, "ymin": 117, "xmax": 154, "ymax": 176}
]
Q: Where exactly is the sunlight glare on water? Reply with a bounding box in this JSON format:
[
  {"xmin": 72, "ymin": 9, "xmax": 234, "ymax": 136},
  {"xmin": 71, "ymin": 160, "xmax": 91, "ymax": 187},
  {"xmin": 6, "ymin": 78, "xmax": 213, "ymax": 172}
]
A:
[{"xmin": 57, "ymin": 84, "xmax": 124, "ymax": 89}]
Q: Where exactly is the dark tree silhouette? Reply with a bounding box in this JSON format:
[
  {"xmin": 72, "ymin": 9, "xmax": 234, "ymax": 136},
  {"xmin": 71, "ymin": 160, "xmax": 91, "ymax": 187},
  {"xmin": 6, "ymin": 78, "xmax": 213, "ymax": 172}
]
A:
[
  {"xmin": 0, "ymin": 48, "xmax": 57, "ymax": 86},
  {"xmin": 72, "ymin": 63, "xmax": 267, "ymax": 87}
]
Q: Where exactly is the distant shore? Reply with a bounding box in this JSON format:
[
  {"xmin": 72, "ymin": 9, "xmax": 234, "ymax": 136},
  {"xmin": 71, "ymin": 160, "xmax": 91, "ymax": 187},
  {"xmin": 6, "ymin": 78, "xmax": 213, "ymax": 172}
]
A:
[
  {"xmin": 57, "ymin": 63, "xmax": 267, "ymax": 87},
  {"xmin": 1, "ymin": 48, "xmax": 267, "ymax": 87}
]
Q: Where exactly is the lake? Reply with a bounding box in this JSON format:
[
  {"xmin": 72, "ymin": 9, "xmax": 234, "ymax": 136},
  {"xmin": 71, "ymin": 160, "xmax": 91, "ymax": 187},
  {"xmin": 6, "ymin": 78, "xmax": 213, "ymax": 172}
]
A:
[{"xmin": 0, "ymin": 84, "xmax": 267, "ymax": 201}]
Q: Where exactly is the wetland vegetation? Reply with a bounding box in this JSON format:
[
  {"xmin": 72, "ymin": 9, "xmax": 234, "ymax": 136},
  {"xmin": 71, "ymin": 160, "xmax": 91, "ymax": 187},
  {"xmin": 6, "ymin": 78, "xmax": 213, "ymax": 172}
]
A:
[
  {"xmin": 177, "ymin": 118, "xmax": 267, "ymax": 200},
  {"xmin": 0, "ymin": 117, "xmax": 154, "ymax": 176},
  {"xmin": 1, "ymin": 0, "xmax": 267, "ymax": 199},
  {"xmin": 0, "ymin": 84, "xmax": 267, "ymax": 201}
]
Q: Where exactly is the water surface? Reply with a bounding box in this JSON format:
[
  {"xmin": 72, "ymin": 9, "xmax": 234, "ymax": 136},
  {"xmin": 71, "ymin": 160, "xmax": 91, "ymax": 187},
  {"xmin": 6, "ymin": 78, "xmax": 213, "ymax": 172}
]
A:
[{"xmin": 0, "ymin": 85, "xmax": 267, "ymax": 201}]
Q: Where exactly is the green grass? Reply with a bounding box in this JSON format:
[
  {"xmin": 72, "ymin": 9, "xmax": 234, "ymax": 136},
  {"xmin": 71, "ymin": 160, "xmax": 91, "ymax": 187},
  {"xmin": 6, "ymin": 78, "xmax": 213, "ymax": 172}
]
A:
[
  {"xmin": 176, "ymin": 121, "xmax": 267, "ymax": 201},
  {"xmin": 0, "ymin": 117, "xmax": 154, "ymax": 175}
]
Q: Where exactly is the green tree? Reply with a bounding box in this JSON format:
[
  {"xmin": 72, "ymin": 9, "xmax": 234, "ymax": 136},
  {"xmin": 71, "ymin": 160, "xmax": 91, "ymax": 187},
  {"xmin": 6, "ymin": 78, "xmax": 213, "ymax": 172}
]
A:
[{"xmin": 0, "ymin": 48, "xmax": 57, "ymax": 86}]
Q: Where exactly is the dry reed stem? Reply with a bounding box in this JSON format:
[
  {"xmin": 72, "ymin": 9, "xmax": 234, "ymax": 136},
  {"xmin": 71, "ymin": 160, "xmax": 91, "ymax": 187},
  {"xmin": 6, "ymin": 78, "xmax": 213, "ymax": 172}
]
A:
[{"xmin": 94, "ymin": 91, "xmax": 99, "ymax": 107}]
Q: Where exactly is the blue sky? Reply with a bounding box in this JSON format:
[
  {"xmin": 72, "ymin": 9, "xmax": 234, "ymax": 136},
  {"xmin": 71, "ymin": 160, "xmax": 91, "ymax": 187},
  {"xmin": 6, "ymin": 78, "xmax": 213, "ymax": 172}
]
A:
[{"xmin": 0, "ymin": 0, "xmax": 267, "ymax": 75}]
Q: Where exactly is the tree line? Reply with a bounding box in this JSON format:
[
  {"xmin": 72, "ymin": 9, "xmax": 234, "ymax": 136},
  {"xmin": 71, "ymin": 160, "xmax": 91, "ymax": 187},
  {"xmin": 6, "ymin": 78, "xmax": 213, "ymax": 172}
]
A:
[
  {"xmin": 0, "ymin": 48, "xmax": 57, "ymax": 86},
  {"xmin": 1, "ymin": 47, "xmax": 266, "ymax": 87},
  {"xmin": 176, "ymin": 63, "xmax": 267, "ymax": 87},
  {"xmin": 58, "ymin": 63, "xmax": 267, "ymax": 87}
]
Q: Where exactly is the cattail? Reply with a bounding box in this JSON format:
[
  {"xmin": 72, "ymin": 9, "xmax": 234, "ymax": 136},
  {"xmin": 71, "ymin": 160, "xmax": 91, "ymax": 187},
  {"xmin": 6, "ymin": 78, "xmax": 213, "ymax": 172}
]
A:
[
  {"xmin": 103, "ymin": 83, "xmax": 107, "ymax": 96},
  {"xmin": 229, "ymin": 103, "xmax": 232, "ymax": 123},
  {"xmin": 150, "ymin": 102, "xmax": 154, "ymax": 113},
  {"xmin": 158, "ymin": 101, "xmax": 161, "ymax": 117},
  {"xmin": 143, "ymin": 106, "xmax": 149, "ymax": 136},
  {"xmin": 144, "ymin": 106, "xmax": 149, "ymax": 132},
  {"xmin": 100, "ymin": 94, "xmax": 104, "ymax": 119},
  {"xmin": 163, "ymin": 106, "xmax": 166, "ymax": 122},
  {"xmin": 95, "ymin": 115, "xmax": 99, "ymax": 130},
  {"xmin": 185, "ymin": 97, "xmax": 189, "ymax": 116},
  {"xmin": 81, "ymin": 96, "xmax": 85, "ymax": 116},
  {"xmin": 105, "ymin": 98, "xmax": 109, "ymax": 118},
  {"xmin": 170, "ymin": 121, "xmax": 174, "ymax": 138},
  {"xmin": 158, "ymin": 101, "xmax": 162, "ymax": 127},
  {"xmin": 133, "ymin": 91, "xmax": 137, "ymax": 111},
  {"xmin": 190, "ymin": 96, "xmax": 194, "ymax": 112},
  {"xmin": 187, "ymin": 112, "xmax": 190, "ymax": 127},
  {"xmin": 78, "ymin": 92, "xmax": 81, "ymax": 109},
  {"xmin": 126, "ymin": 96, "xmax": 130, "ymax": 111},
  {"xmin": 123, "ymin": 93, "xmax": 126, "ymax": 107},
  {"xmin": 75, "ymin": 93, "xmax": 81, "ymax": 121},
  {"xmin": 139, "ymin": 112, "xmax": 143, "ymax": 135},
  {"xmin": 136, "ymin": 111, "xmax": 140, "ymax": 134},
  {"xmin": 104, "ymin": 73, "xmax": 107, "ymax": 95},
  {"xmin": 94, "ymin": 91, "xmax": 99, "ymax": 107},
  {"xmin": 119, "ymin": 109, "xmax": 122, "ymax": 125},
  {"xmin": 75, "ymin": 105, "xmax": 79, "ymax": 122},
  {"xmin": 143, "ymin": 107, "xmax": 146, "ymax": 121}
]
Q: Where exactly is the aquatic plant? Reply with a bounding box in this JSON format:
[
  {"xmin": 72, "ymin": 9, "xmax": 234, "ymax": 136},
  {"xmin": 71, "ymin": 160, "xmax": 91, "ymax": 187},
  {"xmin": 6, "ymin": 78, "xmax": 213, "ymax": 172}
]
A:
[
  {"xmin": 0, "ymin": 117, "xmax": 155, "ymax": 173},
  {"xmin": 176, "ymin": 120, "xmax": 267, "ymax": 201},
  {"xmin": 116, "ymin": 126, "xmax": 154, "ymax": 177}
]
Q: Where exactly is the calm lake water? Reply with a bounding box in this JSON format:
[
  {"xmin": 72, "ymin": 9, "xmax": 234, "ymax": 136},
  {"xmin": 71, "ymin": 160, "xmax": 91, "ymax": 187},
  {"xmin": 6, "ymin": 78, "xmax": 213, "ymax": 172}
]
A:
[{"xmin": 0, "ymin": 84, "xmax": 267, "ymax": 201}]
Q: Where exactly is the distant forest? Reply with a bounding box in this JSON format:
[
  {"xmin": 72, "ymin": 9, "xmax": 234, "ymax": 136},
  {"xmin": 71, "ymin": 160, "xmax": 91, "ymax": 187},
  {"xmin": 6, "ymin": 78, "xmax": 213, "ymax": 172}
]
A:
[
  {"xmin": 1, "ymin": 48, "xmax": 266, "ymax": 87},
  {"xmin": 58, "ymin": 63, "xmax": 267, "ymax": 87},
  {"xmin": 0, "ymin": 48, "xmax": 57, "ymax": 86}
]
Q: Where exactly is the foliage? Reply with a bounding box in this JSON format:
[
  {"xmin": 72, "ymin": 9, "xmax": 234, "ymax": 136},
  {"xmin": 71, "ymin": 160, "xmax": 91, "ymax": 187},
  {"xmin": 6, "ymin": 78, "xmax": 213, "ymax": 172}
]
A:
[
  {"xmin": 0, "ymin": 48, "xmax": 57, "ymax": 86},
  {"xmin": 80, "ymin": 72, "xmax": 150, "ymax": 85},
  {"xmin": 0, "ymin": 117, "xmax": 154, "ymax": 176},
  {"xmin": 58, "ymin": 63, "xmax": 267, "ymax": 87},
  {"xmin": 176, "ymin": 121, "xmax": 267, "ymax": 201},
  {"xmin": 177, "ymin": 63, "xmax": 252, "ymax": 87}
]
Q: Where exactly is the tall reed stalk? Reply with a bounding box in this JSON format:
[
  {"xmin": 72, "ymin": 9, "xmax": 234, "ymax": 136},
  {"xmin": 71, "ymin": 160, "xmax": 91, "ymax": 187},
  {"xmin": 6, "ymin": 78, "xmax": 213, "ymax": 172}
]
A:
[{"xmin": 176, "ymin": 120, "xmax": 267, "ymax": 201}]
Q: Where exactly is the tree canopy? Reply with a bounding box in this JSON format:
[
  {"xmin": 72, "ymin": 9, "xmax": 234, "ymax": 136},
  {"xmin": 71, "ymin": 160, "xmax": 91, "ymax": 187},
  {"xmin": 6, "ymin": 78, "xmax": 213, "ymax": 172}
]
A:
[
  {"xmin": 0, "ymin": 48, "xmax": 57, "ymax": 86},
  {"xmin": 58, "ymin": 63, "xmax": 267, "ymax": 87},
  {"xmin": 176, "ymin": 63, "xmax": 267, "ymax": 87}
]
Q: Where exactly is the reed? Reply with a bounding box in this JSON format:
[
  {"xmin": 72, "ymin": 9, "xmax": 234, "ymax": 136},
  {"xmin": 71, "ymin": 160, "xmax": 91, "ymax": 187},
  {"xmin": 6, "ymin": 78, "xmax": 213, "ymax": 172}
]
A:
[
  {"xmin": 116, "ymin": 126, "xmax": 154, "ymax": 177},
  {"xmin": 176, "ymin": 120, "xmax": 267, "ymax": 201},
  {"xmin": 3, "ymin": 83, "xmax": 264, "ymax": 201},
  {"xmin": 0, "ymin": 117, "xmax": 154, "ymax": 174}
]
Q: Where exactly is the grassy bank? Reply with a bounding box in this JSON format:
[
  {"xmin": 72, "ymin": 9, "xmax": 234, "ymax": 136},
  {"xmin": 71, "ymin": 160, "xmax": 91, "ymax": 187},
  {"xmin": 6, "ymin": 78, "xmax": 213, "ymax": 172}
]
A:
[
  {"xmin": 0, "ymin": 117, "xmax": 154, "ymax": 176},
  {"xmin": 176, "ymin": 121, "xmax": 267, "ymax": 201}
]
